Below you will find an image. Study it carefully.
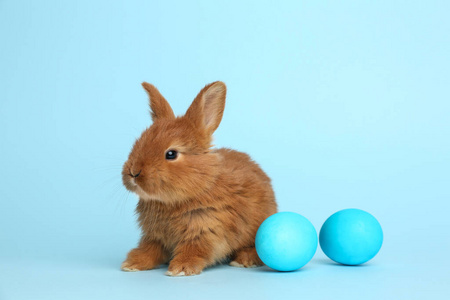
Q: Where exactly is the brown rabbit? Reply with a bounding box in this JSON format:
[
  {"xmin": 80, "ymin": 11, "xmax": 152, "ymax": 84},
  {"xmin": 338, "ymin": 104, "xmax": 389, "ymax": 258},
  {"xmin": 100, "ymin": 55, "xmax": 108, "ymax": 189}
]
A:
[{"xmin": 121, "ymin": 81, "xmax": 277, "ymax": 276}]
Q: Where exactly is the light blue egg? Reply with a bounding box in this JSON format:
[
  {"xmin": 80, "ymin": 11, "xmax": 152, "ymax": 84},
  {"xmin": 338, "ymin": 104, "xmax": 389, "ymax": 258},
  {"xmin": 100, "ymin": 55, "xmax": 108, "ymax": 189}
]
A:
[
  {"xmin": 319, "ymin": 209, "xmax": 383, "ymax": 265},
  {"xmin": 255, "ymin": 212, "xmax": 318, "ymax": 271}
]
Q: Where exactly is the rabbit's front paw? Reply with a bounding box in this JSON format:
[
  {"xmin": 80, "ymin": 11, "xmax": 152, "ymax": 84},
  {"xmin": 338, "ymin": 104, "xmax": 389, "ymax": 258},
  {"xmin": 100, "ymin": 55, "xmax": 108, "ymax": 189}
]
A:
[
  {"xmin": 121, "ymin": 255, "xmax": 158, "ymax": 272},
  {"xmin": 121, "ymin": 244, "xmax": 168, "ymax": 272},
  {"xmin": 166, "ymin": 256, "xmax": 206, "ymax": 276},
  {"xmin": 230, "ymin": 247, "xmax": 263, "ymax": 268},
  {"xmin": 121, "ymin": 260, "xmax": 146, "ymax": 272}
]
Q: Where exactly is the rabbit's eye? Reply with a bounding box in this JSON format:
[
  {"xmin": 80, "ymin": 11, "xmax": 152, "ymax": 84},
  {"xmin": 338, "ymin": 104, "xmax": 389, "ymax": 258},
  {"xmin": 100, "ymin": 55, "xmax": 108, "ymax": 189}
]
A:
[{"xmin": 165, "ymin": 150, "xmax": 178, "ymax": 160}]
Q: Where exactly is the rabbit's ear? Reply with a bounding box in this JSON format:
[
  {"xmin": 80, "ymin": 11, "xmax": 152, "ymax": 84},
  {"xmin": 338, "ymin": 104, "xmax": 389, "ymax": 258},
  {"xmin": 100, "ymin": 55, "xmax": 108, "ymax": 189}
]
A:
[
  {"xmin": 185, "ymin": 81, "xmax": 226, "ymax": 135},
  {"xmin": 142, "ymin": 82, "xmax": 175, "ymax": 121}
]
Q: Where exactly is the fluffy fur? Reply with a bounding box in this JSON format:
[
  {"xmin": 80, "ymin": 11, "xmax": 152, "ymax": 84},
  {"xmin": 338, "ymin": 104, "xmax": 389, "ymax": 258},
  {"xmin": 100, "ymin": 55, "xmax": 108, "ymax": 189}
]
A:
[{"xmin": 121, "ymin": 81, "xmax": 277, "ymax": 276}]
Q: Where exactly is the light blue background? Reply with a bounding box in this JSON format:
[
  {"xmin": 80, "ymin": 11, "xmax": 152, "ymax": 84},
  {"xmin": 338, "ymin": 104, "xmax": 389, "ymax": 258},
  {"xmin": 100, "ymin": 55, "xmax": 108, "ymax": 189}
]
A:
[{"xmin": 1, "ymin": 0, "xmax": 449, "ymax": 299}]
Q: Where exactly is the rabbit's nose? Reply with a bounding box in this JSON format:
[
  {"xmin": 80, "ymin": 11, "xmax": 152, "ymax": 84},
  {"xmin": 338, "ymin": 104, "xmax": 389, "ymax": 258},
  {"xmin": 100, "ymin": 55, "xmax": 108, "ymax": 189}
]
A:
[{"xmin": 129, "ymin": 169, "xmax": 141, "ymax": 178}]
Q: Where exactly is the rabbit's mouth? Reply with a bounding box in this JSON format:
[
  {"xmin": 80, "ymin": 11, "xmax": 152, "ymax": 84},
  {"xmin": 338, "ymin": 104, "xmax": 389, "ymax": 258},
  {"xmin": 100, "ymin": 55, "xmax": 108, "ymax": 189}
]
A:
[
  {"xmin": 133, "ymin": 182, "xmax": 162, "ymax": 202},
  {"xmin": 129, "ymin": 177, "xmax": 138, "ymax": 187},
  {"xmin": 122, "ymin": 175, "xmax": 161, "ymax": 201}
]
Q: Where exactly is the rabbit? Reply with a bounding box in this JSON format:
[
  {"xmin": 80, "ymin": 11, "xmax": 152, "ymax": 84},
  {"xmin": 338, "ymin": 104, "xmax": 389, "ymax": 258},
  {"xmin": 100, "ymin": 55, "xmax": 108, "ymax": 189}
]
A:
[{"xmin": 121, "ymin": 81, "xmax": 278, "ymax": 276}]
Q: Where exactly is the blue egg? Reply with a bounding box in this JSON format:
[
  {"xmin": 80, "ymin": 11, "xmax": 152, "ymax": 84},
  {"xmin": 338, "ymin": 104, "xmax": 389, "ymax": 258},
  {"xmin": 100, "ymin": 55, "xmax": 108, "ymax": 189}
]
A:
[
  {"xmin": 319, "ymin": 209, "xmax": 383, "ymax": 265},
  {"xmin": 255, "ymin": 212, "xmax": 318, "ymax": 271}
]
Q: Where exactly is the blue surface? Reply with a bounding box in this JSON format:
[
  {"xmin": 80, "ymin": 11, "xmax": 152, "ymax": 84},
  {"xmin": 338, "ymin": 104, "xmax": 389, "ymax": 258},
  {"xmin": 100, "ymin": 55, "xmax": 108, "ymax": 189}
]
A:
[
  {"xmin": 256, "ymin": 212, "xmax": 317, "ymax": 271},
  {"xmin": 1, "ymin": 0, "xmax": 450, "ymax": 299},
  {"xmin": 319, "ymin": 209, "xmax": 383, "ymax": 265}
]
